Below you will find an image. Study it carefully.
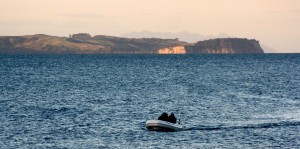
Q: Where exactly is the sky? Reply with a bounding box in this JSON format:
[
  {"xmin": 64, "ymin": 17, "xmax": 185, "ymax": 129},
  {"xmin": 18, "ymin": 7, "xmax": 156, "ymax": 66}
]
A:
[{"xmin": 0, "ymin": 0, "xmax": 300, "ymax": 53}]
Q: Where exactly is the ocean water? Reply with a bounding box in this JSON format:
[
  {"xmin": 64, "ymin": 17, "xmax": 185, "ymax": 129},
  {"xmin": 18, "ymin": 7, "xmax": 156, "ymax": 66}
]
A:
[{"xmin": 0, "ymin": 54, "xmax": 299, "ymax": 148}]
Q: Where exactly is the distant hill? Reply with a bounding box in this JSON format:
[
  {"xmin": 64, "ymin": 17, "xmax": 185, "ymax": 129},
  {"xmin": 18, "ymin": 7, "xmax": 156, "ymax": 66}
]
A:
[
  {"xmin": 261, "ymin": 44, "xmax": 279, "ymax": 53},
  {"xmin": 121, "ymin": 31, "xmax": 231, "ymax": 43},
  {"xmin": 186, "ymin": 38, "xmax": 264, "ymax": 54},
  {"xmin": 122, "ymin": 31, "xmax": 276, "ymax": 53},
  {"xmin": 0, "ymin": 33, "xmax": 264, "ymax": 54},
  {"xmin": 0, "ymin": 34, "xmax": 187, "ymax": 54}
]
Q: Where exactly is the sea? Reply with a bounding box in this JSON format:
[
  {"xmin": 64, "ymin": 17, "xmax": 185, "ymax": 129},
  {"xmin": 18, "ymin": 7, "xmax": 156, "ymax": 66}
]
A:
[{"xmin": 0, "ymin": 54, "xmax": 299, "ymax": 148}]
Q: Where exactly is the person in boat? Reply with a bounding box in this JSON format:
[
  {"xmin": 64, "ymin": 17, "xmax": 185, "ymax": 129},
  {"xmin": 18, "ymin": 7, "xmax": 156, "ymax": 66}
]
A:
[
  {"xmin": 158, "ymin": 112, "xmax": 168, "ymax": 121},
  {"xmin": 168, "ymin": 113, "xmax": 177, "ymax": 124}
]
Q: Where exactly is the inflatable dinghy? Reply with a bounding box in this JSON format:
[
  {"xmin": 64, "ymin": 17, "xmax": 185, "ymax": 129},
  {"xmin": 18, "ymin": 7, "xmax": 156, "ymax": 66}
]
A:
[{"xmin": 146, "ymin": 120, "xmax": 184, "ymax": 132}]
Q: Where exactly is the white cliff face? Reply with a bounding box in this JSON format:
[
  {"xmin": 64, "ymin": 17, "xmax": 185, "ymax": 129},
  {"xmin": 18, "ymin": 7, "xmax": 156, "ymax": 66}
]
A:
[{"xmin": 158, "ymin": 46, "xmax": 186, "ymax": 54}]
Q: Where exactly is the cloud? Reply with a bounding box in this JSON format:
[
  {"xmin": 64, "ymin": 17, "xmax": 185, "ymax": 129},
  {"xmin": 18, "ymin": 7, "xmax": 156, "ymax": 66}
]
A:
[
  {"xmin": 140, "ymin": 13, "xmax": 152, "ymax": 16},
  {"xmin": 291, "ymin": 9, "xmax": 300, "ymax": 13},
  {"xmin": 56, "ymin": 13, "xmax": 104, "ymax": 18}
]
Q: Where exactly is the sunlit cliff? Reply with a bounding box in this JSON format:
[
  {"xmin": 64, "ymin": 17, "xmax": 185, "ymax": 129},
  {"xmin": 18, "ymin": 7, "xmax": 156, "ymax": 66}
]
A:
[{"xmin": 158, "ymin": 46, "xmax": 186, "ymax": 54}]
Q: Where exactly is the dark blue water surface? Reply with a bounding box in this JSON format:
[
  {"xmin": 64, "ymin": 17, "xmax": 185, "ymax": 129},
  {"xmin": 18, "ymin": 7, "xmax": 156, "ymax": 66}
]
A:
[{"xmin": 0, "ymin": 54, "xmax": 299, "ymax": 148}]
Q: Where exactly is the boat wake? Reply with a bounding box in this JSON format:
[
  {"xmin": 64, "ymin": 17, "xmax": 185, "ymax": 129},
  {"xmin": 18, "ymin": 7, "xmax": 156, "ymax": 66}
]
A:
[{"xmin": 185, "ymin": 121, "xmax": 300, "ymax": 131}]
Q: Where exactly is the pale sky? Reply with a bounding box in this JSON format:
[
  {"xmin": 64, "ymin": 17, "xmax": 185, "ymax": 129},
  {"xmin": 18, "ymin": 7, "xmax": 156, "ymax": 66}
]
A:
[{"xmin": 1, "ymin": 0, "xmax": 300, "ymax": 53}]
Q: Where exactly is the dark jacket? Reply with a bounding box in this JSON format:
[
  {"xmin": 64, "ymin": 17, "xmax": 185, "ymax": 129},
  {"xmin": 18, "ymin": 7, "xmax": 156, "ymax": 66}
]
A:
[
  {"xmin": 168, "ymin": 113, "xmax": 177, "ymax": 124},
  {"xmin": 158, "ymin": 112, "xmax": 168, "ymax": 121}
]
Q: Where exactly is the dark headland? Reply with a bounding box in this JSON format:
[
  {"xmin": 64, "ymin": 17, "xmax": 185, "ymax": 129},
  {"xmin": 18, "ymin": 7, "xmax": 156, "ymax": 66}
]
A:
[{"xmin": 0, "ymin": 33, "xmax": 264, "ymax": 54}]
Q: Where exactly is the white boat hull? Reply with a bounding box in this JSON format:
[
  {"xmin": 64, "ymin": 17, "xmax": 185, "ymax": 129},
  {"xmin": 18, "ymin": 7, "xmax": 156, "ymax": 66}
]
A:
[{"xmin": 146, "ymin": 120, "xmax": 184, "ymax": 132}]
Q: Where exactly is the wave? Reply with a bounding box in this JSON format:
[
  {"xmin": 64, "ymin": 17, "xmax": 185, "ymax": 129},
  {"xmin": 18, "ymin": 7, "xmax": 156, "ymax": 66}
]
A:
[{"xmin": 185, "ymin": 121, "xmax": 300, "ymax": 131}]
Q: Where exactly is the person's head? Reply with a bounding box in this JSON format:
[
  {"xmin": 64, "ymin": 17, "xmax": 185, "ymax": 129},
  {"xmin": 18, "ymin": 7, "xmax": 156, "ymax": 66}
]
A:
[
  {"xmin": 170, "ymin": 113, "xmax": 174, "ymax": 116},
  {"xmin": 162, "ymin": 112, "xmax": 168, "ymax": 116}
]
